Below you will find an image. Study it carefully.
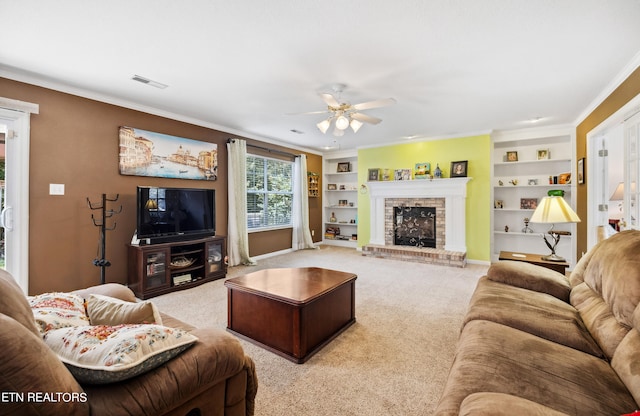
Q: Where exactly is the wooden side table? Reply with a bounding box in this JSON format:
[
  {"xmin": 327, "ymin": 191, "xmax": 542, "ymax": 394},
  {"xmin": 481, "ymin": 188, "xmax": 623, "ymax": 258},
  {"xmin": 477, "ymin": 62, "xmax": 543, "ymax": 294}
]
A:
[{"xmin": 498, "ymin": 251, "xmax": 569, "ymax": 275}]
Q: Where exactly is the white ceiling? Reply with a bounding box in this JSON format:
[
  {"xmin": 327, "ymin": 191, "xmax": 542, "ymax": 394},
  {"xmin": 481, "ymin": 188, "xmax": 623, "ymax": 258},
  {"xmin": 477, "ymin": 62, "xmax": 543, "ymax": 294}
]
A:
[{"xmin": 2, "ymin": 0, "xmax": 640, "ymax": 152}]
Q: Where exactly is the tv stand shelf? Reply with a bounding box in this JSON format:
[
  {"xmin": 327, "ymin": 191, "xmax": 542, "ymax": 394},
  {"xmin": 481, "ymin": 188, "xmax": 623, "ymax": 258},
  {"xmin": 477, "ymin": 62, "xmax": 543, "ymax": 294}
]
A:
[{"xmin": 128, "ymin": 236, "xmax": 226, "ymax": 299}]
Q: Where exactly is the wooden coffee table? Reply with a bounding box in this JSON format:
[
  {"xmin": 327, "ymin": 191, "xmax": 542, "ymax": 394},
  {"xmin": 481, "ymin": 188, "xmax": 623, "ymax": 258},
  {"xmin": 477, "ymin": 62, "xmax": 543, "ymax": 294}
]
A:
[{"xmin": 224, "ymin": 267, "xmax": 357, "ymax": 363}]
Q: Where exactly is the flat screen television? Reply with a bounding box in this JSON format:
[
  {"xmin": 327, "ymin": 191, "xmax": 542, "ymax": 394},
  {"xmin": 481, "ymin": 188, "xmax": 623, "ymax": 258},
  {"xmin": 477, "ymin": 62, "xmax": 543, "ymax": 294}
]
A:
[{"xmin": 136, "ymin": 186, "xmax": 215, "ymax": 244}]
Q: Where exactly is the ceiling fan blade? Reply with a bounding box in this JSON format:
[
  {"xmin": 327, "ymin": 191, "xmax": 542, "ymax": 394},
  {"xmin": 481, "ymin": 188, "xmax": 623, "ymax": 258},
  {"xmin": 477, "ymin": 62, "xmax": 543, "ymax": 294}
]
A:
[
  {"xmin": 351, "ymin": 112, "xmax": 382, "ymax": 125},
  {"xmin": 320, "ymin": 93, "xmax": 341, "ymax": 108},
  {"xmin": 352, "ymin": 98, "xmax": 396, "ymax": 111},
  {"xmin": 285, "ymin": 109, "xmax": 330, "ymax": 116}
]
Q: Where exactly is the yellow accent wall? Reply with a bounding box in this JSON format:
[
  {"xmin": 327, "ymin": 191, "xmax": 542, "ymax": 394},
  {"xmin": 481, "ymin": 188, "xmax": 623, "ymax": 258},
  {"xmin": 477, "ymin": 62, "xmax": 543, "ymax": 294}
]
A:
[{"xmin": 357, "ymin": 134, "xmax": 491, "ymax": 262}]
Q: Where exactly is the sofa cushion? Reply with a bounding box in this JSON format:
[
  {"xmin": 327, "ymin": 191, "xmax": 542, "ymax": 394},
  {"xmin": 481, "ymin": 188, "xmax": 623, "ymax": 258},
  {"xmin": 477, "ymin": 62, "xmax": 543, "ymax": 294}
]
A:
[
  {"xmin": 44, "ymin": 324, "xmax": 197, "ymax": 384},
  {"xmin": 81, "ymin": 327, "xmax": 255, "ymax": 416},
  {"xmin": 73, "ymin": 283, "xmax": 137, "ymax": 303},
  {"xmin": 459, "ymin": 392, "xmax": 570, "ymax": 416},
  {"xmin": 463, "ymin": 276, "xmax": 604, "ymax": 357},
  {"xmin": 0, "ymin": 268, "xmax": 40, "ymax": 336},
  {"xmin": 86, "ymin": 294, "xmax": 163, "ymax": 326},
  {"xmin": 0, "ymin": 313, "xmax": 89, "ymax": 415},
  {"xmin": 570, "ymin": 281, "xmax": 631, "ymax": 360},
  {"xmin": 28, "ymin": 292, "xmax": 90, "ymax": 334},
  {"xmin": 434, "ymin": 320, "xmax": 637, "ymax": 416},
  {"xmin": 612, "ymin": 328, "xmax": 640, "ymax": 408},
  {"xmin": 487, "ymin": 260, "xmax": 571, "ymax": 302},
  {"xmin": 580, "ymin": 230, "xmax": 640, "ymax": 328}
]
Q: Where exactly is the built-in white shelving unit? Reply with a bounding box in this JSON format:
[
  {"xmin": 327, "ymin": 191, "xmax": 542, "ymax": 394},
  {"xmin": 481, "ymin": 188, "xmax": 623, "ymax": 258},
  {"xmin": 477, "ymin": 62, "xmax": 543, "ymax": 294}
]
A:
[
  {"xmin": 323, "ymin": 150, "xmax": 358, "ymax": 247},
  {"xmin": 491, "ymin": 127, "xmax": 577, "ymax": 268}
]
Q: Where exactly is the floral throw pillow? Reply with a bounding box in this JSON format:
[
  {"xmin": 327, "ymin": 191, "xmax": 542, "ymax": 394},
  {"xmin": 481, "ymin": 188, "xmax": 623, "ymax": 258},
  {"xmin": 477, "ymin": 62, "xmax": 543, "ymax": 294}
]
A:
[
  {"xmin": 43, "ymin": 324, "xmax": 198, "ymax": 384},
  {"xmin": 28, "ymin": 292, "xmax": 90, "ymax": 334}
]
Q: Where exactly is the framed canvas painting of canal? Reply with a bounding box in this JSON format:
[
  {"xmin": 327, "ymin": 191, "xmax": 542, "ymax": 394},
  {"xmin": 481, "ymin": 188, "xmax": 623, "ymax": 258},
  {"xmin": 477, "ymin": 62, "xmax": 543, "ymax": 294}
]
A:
[{"xmin": 119, "ymin": 126, "xmax": 218, "ymax": 180}]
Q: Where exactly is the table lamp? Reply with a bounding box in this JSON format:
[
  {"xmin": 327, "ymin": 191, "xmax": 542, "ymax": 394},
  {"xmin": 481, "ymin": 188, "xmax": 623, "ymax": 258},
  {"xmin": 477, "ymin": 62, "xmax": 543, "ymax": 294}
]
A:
[{"xmin": 530, "ymin": 190, "xmax": 581, "ymax": 262}]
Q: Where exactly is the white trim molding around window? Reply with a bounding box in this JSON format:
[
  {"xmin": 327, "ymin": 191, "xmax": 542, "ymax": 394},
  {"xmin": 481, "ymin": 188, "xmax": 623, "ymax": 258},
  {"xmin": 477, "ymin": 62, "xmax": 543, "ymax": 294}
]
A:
[{"xmin": 246, "ymin": 154, "xmax": 293, "ymax": 230}]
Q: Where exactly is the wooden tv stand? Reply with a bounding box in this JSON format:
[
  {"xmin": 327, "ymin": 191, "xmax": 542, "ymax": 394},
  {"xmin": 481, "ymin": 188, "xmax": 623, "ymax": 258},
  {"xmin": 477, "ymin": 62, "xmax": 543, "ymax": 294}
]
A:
[{"xmin": 128, "ymin": 236, "xmax": 226, "ymax": 299}]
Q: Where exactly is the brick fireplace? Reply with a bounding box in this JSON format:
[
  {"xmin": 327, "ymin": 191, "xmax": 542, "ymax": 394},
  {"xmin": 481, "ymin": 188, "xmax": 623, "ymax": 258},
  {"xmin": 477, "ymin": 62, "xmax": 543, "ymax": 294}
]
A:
[{"xmin": 362, "ymin": 178, "xmax": 471, "ymax": 267}]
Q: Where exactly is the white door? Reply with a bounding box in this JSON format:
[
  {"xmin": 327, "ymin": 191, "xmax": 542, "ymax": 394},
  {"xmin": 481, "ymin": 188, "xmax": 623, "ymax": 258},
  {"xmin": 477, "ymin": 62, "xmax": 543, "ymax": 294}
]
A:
[
  {"xmin": 624, "ymin": 112, "xmax": 640, "ymax": 230},
  {"xmin": 0, "ymin": 102, "xmax": 36, "ymax": 294}
]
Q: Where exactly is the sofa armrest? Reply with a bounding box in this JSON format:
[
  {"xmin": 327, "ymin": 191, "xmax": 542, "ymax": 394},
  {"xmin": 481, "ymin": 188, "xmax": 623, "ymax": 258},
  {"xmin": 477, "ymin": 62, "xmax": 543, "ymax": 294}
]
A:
[
  {"xmin": 83, "ymin": 327, "xmax": 255, "ymax": 416},
  {"xmin": 488, "ymin": 261, "xmax": 571, "ymax": 302},
  {"xmin": 73, "ymin": 283, "xmax": 137, "ymax": 303},
  {"xmin": 459, "ymin": 392, "xmax": 570, "ymax": 416}
]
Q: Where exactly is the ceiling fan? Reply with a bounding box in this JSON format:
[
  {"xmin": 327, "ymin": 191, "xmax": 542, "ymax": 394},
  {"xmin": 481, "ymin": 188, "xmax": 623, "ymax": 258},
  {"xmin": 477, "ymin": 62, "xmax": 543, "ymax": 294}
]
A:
[{"xmin": 292, "ymin": 84, "xmax": 396, "ymax": 137}]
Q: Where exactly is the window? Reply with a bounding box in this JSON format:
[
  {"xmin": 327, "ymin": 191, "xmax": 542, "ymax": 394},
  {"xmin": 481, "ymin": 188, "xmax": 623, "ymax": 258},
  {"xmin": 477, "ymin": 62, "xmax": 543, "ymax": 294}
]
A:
[{"xmin": 246, "ymin": 155, "xmax": 293, "ymax": 229}]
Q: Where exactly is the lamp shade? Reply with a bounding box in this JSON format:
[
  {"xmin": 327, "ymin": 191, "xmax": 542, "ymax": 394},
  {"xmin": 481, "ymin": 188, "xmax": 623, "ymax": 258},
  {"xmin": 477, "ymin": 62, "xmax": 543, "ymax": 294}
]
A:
[
  {"xmin": 335, "ymin": 115, "xmax": 350, "ymax": 130},
  {"xmin": 350, "ymin": 119, "xmax": 363, "ymax": 133},
  {"xmin": 530, "ymin": 195, "xmax": 580, "ymax": 224},
  {"xmin": 317, "ymin": 119, "xmax": 331, "ymax": 134}
]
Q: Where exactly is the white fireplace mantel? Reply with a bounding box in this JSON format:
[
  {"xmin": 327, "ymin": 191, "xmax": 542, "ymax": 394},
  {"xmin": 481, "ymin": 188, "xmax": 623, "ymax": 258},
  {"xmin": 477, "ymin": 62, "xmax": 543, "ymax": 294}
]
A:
[{"xmin": 367, "ymin": 178, "xmax": 472, "ymax": 252}]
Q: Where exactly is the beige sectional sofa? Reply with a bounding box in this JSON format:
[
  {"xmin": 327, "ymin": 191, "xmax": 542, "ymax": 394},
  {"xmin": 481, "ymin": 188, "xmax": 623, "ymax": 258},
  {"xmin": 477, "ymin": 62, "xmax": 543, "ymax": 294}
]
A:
[
  {"xmin": 435, "ymin": 230, "xmax": 640, "ymax": 415},
  {"xmin": 0, "ymin": 270, "xmax": 257, "ymax": 416}
]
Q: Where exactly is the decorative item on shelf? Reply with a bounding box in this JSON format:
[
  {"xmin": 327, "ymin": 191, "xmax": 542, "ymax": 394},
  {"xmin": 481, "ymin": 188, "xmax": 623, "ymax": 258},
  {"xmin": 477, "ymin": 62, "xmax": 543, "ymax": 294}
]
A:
[
  {"xmin": 368, "ymin": 168, "xmax": 380, "ymax": 181},
  {"xmin": 330, "ymin": 212, "xmax": 337, "ymax": 222},
  {"xmin": 324, "ymin": 226, "xmax": 340, "ymax": 239},
  {"xmin": 522, "ymin": 217, "xmax": 533, "ymax": 233},
  {"xmin": 530, "ymin": 190, "xmax": 581, "ymax": 262},
  {"xmin": 169, "ymin": 256, "xmax": 196, "ymax": 269},
  {"xmin": 494, "ymin": 200, "xmax": 504, "ymax": 209},
  {"xmin": 339, "ymin": 184, "xmax": 346, "ymax": 190},
  {"xmin": 327, "ymin": 183, "xmax": 337, "ymax": 190},
  {"xmin": 509, "ymin": 179, "xmax": 518, "ymax": 186},
  {"xmin": 381, "ymin": 169, "xmax": 392, "ymax": 181},
  {"xmin": 337, "ymin": 162, "xmax": 351, "ymax": 172},
  {"xmin": 307, "ymin": 172, "xmax": 319, "ymax": 197},
  {"xmin": 414, "ymin": 162, "xmax": 431, "ymax": 179},
  {"xmin": 505, "ymin": 151, "xmax": 518, "ymax": 162},
  {"xmin": 338, "ymin": 200, "xmax": 348, "ymax": 206},
  {"xmin": 528, "ymin": 179, "xmax": 538, "ymax": 185},
  {"xmin": 394, "ymin": 169, "xmax": 412, "ymax": 180},
  {"xmin": 558, "ymin": 172, "xmax": 571, "ymax": 184},
  {"xmin": 434, "ymin": 164, "xmax": 442, "ymax": 178},
  {"xmin": 498, "ymin": 180, "xmax": 504, "ymax": 186},
  {"xmin": 537, "ymin": 149, "xmax": 550, "ymax": 160},
  {"xmin": 520, "ymin": 198, "xmax": 538, "ymax": 210},
  {"xmin": 504, "ymin": 225, "xmax": 509, "ymax": 232},
  {"xmin": 450, "ymin": 161, "xmax": 468, "ymax": 177}
]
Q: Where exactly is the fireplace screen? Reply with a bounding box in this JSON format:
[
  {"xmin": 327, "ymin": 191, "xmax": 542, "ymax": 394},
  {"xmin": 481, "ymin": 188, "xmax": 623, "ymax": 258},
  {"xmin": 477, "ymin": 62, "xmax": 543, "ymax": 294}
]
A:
[{"xmin": 394, "ymin": 206, "xmax": 436, "ymax": 248}]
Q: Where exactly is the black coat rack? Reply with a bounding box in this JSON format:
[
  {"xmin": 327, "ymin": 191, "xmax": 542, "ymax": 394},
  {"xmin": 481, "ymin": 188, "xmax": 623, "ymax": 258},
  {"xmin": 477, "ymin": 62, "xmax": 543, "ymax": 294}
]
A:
[{"xmin": 87, "ymin": 194, "xmax": 121, "ymax": 284}]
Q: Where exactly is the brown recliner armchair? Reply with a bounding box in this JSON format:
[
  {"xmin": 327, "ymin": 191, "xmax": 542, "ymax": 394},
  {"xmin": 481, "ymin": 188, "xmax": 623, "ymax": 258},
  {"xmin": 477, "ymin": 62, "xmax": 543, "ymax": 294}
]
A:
[{"xmin": 0, "ymin": 269, "xmax": 257, "ymax": 416}]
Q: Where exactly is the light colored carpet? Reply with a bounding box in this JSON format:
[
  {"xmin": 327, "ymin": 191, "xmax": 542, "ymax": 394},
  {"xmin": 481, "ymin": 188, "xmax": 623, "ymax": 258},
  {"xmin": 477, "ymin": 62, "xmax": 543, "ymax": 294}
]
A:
[{"xmin": 152, "ymin": 245, "xmax": 487, "ymax": 415}]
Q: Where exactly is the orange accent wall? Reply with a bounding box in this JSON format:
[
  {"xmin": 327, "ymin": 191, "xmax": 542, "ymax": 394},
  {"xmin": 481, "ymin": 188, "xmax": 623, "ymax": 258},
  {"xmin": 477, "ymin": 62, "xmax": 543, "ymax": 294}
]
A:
[
  {"xmin": 576, "ymin": 66, "xmax": 640, "ymax": 258},
  {"xmin": 0, "ymin": 77, "xmax": 322, "ymax": 294}
]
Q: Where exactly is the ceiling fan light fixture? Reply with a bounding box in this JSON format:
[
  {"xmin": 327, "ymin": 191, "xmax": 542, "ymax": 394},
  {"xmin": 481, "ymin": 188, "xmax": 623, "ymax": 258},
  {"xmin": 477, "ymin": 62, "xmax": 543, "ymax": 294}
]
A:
[
  {"xmin": 317, "ymin": 119, "xmax": 331, "ymax": 134},
  {"xmin": 350, "ymin": 119, "xmax": 363, "ymax": 133},
  {"xmin": 332, "ymin": 125, "xmax": 345, "ymax": 137},
  {"xmin": 335, "ymin": 115, "xmax": 350, "ymax": 130}
]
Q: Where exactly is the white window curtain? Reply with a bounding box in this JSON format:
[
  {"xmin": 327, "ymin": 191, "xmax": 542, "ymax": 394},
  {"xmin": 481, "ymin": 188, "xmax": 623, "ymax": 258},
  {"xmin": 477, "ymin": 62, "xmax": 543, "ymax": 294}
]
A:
[
  {"xmin": 292, "ymin": 154, "xmax": 316, "ymax": 250},
  {"xmin": 227, "ymin": 139, "xmax": 256, "ymax": 266}
]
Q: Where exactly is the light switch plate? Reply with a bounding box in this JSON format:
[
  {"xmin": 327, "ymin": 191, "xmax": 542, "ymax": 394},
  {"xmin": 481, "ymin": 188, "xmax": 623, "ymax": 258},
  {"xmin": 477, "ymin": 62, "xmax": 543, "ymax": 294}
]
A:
[{"xmin": 49, "ymin": 183, "xmax": 65, "ymax": 195}]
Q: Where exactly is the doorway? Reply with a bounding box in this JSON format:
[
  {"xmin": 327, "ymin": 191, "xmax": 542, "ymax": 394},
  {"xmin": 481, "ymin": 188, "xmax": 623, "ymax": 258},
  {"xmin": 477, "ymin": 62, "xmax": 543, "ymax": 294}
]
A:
[
  {"xmin": 0, "ymin": 100, "xmax": 37, "ymax": 294},
  {"xmin": 586, "ymin": 93, "xmax": 640, "ymax": 250}
]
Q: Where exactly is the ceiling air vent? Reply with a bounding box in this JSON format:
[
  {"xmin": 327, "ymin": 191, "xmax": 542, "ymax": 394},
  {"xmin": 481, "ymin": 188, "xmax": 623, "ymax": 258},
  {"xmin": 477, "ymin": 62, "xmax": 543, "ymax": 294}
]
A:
[{"xmin": 131, "ymin": 75, "xmax": 168, "ymax": 89}]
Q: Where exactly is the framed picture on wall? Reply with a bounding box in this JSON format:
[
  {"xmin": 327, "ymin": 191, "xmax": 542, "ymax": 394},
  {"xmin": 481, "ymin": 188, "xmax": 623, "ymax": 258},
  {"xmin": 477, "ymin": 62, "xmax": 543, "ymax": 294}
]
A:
[
  {"xmin": 368, "ymin": 168, "xmax": 380, "ymax": 181},
  {"xmin": 578, "ymin": 158, "xmax": 585, "ymax": 184},
  {"xmin": 118, "ymin": 126, "xmax": 218, "ymax": 180}
]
